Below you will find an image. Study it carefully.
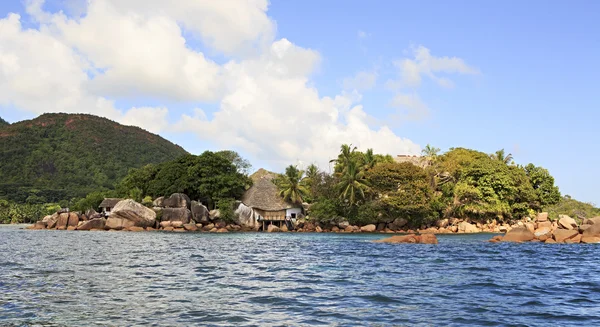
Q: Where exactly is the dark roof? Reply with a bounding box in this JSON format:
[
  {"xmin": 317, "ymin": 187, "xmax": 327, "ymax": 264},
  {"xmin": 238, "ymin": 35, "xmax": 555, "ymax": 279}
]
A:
[
  {"xmin": 99, "ymin": 198, "xmax": 123, "ymax": 208},
  {"xmin": 241, "ymin": 176, "xmax": 298, "ymax": 211}
]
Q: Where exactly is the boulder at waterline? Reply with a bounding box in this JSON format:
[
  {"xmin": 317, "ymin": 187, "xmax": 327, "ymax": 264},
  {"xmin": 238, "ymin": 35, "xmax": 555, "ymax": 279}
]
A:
[
  {"xmin": 109, "ymin": 199, "xmax": 156, "ymax": 227},
  {"xmin": 162, "ymin": 193, "xmax": 190, "ymax": 209},
  {"xmin": 267, "ymin": 225, "xmax": 280, "ymax": 233},
  {"xmin": 67, "ymin": 213, "xmax": 79, "ymax": 227},
  {"xmin": 360, "ymin": 224, "xmax": 377, "ymax": 232},
  {"xmin": 458, "ymin": 221, "xmax": 479, "ymax": 233},
  {"xmin": 552, "ymin": 229, "xmax": 580, "ymax": 243},
  {"xmin": 374, "ymin": 234, "xmax": 438, "ymax": 244},
  {"xmin": 191, "ymin": 201, "xmax": 210, "ymax": 223},
  {"xmin": 161, "ymin": 208, "xmax": 192, "ymax": 224},
  {"xmin": 581, "ymin": 236, "xmax": 600, "ymax": 244},
  {"xmin": 501, "ymin": 227, "xmax": 535, "ymax": 242},
  {"xmin": 171, "ymin": 221, "xmax": 184, "ymax": 228},
  {"xmin": 77, "ymin": 218, "xmax": 106, "ymax": 231},
  {"xmin": 105, "ymin": 217, "xmax": 135, "ymax": 230},
  {"xmin": 56, "ymin": 213, "xmax": 69, "ymax": 229},
  {"xmin": 388, "ymin": 218, "xmax": 408, "ymax": 230},
  {"xmin": 558, "ymin": 215, "xmax": 578, "ymax": 230},
  {"xmin": 183, "ymin": 223, "xmax": 198, "ymax": 231},
  {"xmin": 582, "ymin": 223, "xmax": 600, "ymax": 238}
]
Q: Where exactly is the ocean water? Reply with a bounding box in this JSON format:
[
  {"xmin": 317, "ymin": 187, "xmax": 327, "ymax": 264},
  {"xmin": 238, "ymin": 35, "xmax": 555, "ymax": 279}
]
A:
[{"xmin": 1, "ymin": 225, "xmax": 600, "ymax": 326}]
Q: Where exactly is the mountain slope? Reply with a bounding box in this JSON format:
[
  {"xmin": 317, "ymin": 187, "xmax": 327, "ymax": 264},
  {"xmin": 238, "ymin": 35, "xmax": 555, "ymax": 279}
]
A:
[
  {"xmin": 0, "ymin": 117, "xmax": 8, "ymax": 126},
  {"xmin": 0, "ymin": 113, "xmax": 188, "ymax": 203}
]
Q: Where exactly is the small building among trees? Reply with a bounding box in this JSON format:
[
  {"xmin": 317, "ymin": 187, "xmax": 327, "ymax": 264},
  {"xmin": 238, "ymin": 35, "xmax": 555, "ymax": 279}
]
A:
[
  {"xmin": 241, "ymin": 176, "xmax": 302, "ymax": 230},
  {"xmin": 99, "ymin": 198, "xmax": 123, "ymax": 216}
]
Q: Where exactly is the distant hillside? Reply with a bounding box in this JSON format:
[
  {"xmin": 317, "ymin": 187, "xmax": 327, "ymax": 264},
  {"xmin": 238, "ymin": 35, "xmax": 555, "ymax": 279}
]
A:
[
  {"xmin": 0, "ymin": 113, "xmax": 188, "ymax": 203},
  {"xmin": 0, "ymin": 117, "xmax": 8, "ymax": 126}
]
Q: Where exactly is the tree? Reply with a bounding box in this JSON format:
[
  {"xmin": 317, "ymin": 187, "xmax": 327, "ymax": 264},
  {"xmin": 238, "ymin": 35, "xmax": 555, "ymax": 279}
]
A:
[
  {"xmin": 336, "ymin": 160, "xmax": 370, "ymax": 206},
  {"xmin": 366, "ymin": 162, "xmax": 435, "ymax": 225},
  {"xmin": 524, "ymin": 164, "xmax": 561, "ymax": 207},
  {"xmin": 278, "ymin": 165, "xmax": 309, "ymax": 204},
  {"xmin": 363, "ymin": 148, "xmax": 378, "ymax": 170},
  {"xmin": 118, "ymin": 151, "xmax": 251, "ymax": 208},
  {"xmin": 216, "ymin": 150, "xmax": 252, "ymax": 175},
  {"xmin": 421, "ymin": 144, "xmax": 441, "ymax": 164},
  {"xmin": 490, "ymin": 149, "xmax": 513, "ymax": 165},
  {"xmin": 330, "ymin": 144, "xmax": 358, "ymax": 172}
]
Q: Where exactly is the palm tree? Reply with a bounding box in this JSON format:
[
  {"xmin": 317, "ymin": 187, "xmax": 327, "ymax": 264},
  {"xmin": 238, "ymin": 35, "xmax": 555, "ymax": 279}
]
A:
[
  {"xmin": 490, "ymin": 149, "xmax": 513, "ymax": 165},
  {"xmin": 421, "ymin": 144, "xmax": 440, "ymax": 165},
  {"xmin": 336, "ymin": 160, "xmax": 370, "ymax": 206},
  {"xmin": 278, "ymin": 165, "xmax": 309, "ymax": 204},
  {"xmin": 330, "ymin": 143, "xmax": 357, "ymax": 172},
  {"xmin": 363, "ymin": 148, "xmax": 378, "ymax": 170}
]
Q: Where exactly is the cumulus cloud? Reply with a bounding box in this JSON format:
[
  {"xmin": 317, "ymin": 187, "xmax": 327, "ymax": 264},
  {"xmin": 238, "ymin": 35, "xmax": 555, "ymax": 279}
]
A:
[
  {"xmin": 389, "ymin": 93, "xmax": 431, "ymax": 120},
  {"xmin": 389, "ymin": 45, "xmax": 480, "ymax": 89},
  {"xmin": 342, "ymin": 71, "xmax": 377, "ymax": 91},
  {"xmin": 1, "ymin": 0, "xmax": 422, "ymax": 171},
  {"xmin": 384, "ymin": 45, "xmax": 480, "ymax": 122}
]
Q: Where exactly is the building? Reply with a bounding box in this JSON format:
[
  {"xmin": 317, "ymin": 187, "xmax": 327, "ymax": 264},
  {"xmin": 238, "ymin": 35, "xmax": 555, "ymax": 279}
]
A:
[
  {"xmin": 394, "ymin": 154, "xmax": 429, "ymax": 168},
  {"xmin": 98, "ymin": 198, "xmax": 123, "ymax": 217},
  {"xmin": 241, "ymin": 175, "xmax": 302, "ymax": 231}
]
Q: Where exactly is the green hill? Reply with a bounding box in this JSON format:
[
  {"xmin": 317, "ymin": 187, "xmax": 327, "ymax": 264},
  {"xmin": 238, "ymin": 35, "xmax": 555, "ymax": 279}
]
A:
[
  {"xmin": 0, "ymin": 113, "xmax": 188, "ymax": 203},
  {"xmin": 0, "ymin": 117, "xmax": 8, "ymax": 126}
]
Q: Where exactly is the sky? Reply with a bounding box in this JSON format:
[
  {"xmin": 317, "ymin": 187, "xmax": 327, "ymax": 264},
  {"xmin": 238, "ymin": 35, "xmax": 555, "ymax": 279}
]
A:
[{"xmin": 0, "ymin": 0, "xmax": 599, "ymax": 204}]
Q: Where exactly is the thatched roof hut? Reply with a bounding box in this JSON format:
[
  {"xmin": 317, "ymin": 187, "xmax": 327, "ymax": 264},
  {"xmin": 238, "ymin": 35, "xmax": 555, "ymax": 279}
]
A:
[
  {"xmin": 242, "ymin": 177, "xmax": 294, "ymax": 212},
  {"xmin": 99, "ymin": 198, "xmax": 123, "ymax": 212}
]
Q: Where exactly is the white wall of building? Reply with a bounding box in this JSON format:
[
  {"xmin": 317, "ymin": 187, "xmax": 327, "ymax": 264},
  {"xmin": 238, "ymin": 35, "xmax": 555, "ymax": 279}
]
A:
[{"xmin": 286, "ymin": 208, "xmax": 302, "ymax": 218}]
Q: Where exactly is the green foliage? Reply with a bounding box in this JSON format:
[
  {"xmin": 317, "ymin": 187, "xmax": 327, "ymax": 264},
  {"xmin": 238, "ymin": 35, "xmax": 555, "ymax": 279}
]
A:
[
  {"xmin": 309, "ymin": 198, "xmax": 342, "ymax": 222},
  {"xmin": 0, "ymin": 200, "xmax": 59, "ymax": 224},
  {"xmin": 216, "ymin": 150, "xmax": 252, "ymax": 175},
  {"xmin": 71, "ymin": 191, "xmax": 116, "ymax": 212},
  {"xmin": 217, "ymin": 198, "xmax": 236, "ymax": 224},
  {"xmin": 0, "ymin": 117, "xmax": 8, "ymax": 126},
  {"xmin": 352, "ymin": 201, "xmax": 384, "ymax": 226},
  {"xmin": 336, "ymin": 159, "xmax": 370, "ymax": 206},
  {"xmin": 524, "ymin": 163, "xmax": 561, "ymax": 207},
  {"xmin": 0, "ymin": 113, "xmax": 187, "ymax": 203},
  {"xmin": 544, "ymin": 196, "xmax": 600, "ymax": 220},
  {"xmin": 366, "ymin": 162, "xmax": 436, "ymax": 226},
  {"xmin": 277, "ymin": 165, "xmax": 309, "ymax": 204},
  {"xmin": 432, "ymin": 148, "xmax": 539, "ymax": 220},
  {"xmin": 117, "ymin": 151, "xmax": 251, "ymax": 208},
  {"xmin": 490, "ymin": 149, "xmax": 514, "ymax": 165}
]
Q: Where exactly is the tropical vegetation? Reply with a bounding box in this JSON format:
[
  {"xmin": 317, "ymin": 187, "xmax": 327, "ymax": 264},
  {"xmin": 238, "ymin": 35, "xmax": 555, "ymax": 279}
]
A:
[{"xmin": 0, "ymin": 113, "xmax": 187, "ymax": 203}]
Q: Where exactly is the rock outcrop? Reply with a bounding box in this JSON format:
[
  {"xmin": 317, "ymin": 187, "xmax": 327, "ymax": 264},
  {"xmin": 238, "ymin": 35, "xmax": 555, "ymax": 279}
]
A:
[
  {"xmin": 76, "ymin": 218, "xmax": 106, "ymax": 231},
  {"xmin": 109, "ymin": 199, "xmax": 156, "ymax": 227},
  {"xmin": 191, "ymin": 201, "xmax": 210, "ymax": 223},
  {"xmin": 161, "ymin": 208, "xmax": 192, "ymax": 224},
  {"xmin": 162, "ymin": 193, "xmax": 190, "ymax": 209},
  {"xmin": 375, "ymin": 234, "xmax": 438, "ymax": 244},
  {"xmin": 502, "ymin": 227, "xmax": 535, "ymax": 242}
]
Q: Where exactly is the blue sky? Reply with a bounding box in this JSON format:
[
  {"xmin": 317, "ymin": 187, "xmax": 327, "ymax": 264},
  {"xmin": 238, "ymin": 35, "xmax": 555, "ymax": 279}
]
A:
[{"xmin": 0, "ymin": 0, "xmax": 598, "ymax": 204}]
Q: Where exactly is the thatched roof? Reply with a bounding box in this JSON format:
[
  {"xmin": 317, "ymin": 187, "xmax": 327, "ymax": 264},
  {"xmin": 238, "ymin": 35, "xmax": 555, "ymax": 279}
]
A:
[
  {"xmin": 249, "ymin": 168, "xmax": 279, "ymax": 183},
  {"xmin": 99, "ymin": 198, "xmax": 123, "ymax": 208},
  {"xmin": 242, "ymin": 177, "xmax": 297, "ymax": 211}
]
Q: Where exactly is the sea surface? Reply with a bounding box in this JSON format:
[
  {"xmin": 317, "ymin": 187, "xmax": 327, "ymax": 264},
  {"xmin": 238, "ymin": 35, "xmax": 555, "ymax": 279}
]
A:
[{"xmin": 1, "ymin": 225, "xmax": 600, "ymax": 326}]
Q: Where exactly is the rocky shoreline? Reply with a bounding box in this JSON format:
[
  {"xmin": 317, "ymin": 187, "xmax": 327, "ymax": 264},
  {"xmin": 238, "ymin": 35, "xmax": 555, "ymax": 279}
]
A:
[
  {"xmin": 24, "ymin": 194, "xmax": 600, "ymax": 244},
  {"xmin": 489, "ymin": 212, "xmax": 600, "ymax": 244}
]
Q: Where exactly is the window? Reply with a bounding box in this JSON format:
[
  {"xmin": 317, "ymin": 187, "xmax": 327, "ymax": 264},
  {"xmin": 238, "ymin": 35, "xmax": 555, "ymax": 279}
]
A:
[{"xmin": 291, "ymin": 213, "xmax": 296, "ymax": 218}]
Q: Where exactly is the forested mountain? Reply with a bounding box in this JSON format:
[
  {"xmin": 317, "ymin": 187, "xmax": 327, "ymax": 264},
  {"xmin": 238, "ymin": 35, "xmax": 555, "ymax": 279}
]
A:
[
  {"xmin": 0, "ymin": 113, "xmax": 188, "ymax": 203},
  {"xmin": 0, "ymin": 117, "xmax": 8, "ymax": 126}
]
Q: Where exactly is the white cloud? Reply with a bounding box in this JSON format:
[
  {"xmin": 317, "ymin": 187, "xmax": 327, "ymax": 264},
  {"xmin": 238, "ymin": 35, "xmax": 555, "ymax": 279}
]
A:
[
  {"xmin": 390, "ymin": 45, "xmax": 480, "ymax": 89},
  {"xmin": 383, "ymin": 45, "xmax": 480, "ymax": 122},
  {"xmin": 2, "ymin": 0, "xmax": 422, "ymax": 171},
  {"xmin": 342, "ymin": 71, "xmax": 377, "ymax": 91},
  {"xmin": 174, "ymin": 40, "xmax": 419, "ymax": 167},
  {"xmin": 389, "ymin": 93, "xmax": 431, "ymax": 120}
]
